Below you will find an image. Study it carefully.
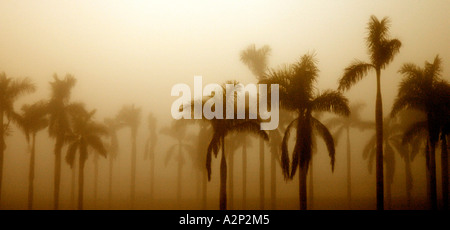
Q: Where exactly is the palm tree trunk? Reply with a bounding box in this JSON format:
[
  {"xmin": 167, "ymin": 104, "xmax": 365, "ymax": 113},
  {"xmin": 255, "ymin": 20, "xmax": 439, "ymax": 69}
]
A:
[
  {"xmin": 54, "ymin": 136, "xmax": 64, "ymax": 210},
  {"xmin": 149, "ymin": 146, "xmax": 155, "ymax": 205},
  {"xmin": 308, "ymin": 155, "xmax": 313, "ymax": 209},
  {"xmin": 425, "ymin": 140, "xmax": 431, "ymax": 208},
  {"xmin": 177, "ymin": 143, "xmax": 182, "ymax": 205},
  {"xmin": 259, "ymin": 138, "xmax": 265, "ymax": 210},
  {"xmin": 28, "ymin": 133, "xmax": 36, "ymax": 210},
  {"xmin": 404, "ymin": 154, "xmax": 412, "ymax": 209},
  {"xmin": 94, "ymin": 153, "xmax": 98, "ymax": 208},
  {"xmin": 0, "ymin": 111, "xmax": 4, "ymax": 204},
  {"xmin": 375, "ymin": 68, "xmax": 384, "ymax": 210},
  {"xmin": 271, "ymin": 147, "xmax": 277, "ymax": 210},
  {"xmin": 441, "ymin": 135, "xmax": 448, "ymax": 210},
  {"xmin": 299, "ymin": 165, "xmax": 308, "ymax": 210},
  {"xmin": 108, "ymin": 154, "xmax": 113, "ymax": 209},
  {"xmin": 346, "ymin": 127, "xmax": 352, "ymax": 209},
  {"xmin": 71, "ymin": 157, "xmax": 76, "ymax": 209},
  {"xmin": 220, "ymin": 136, "xmax": 227, "ymax": 210},
  {"xmin": 202, "ymin": 169, "xmax": 207, "ymax": 210},
  {"xmin": 78, "ymin": 150, "xmax": 86, "ymax": 210},
  {"xmin": 242, "ymin": 139, "xmax": 247, "ymax": 209},
  {"xmin": 229, "ymin": 148, "xmax": 234, "ymax": 210},
  {"xmin": 130, "ymin": 131, "xmax": 137, "ymax": 208},
  {"xmin": 428, "ymin": 141, "xmax": 437, "ymax": 210}
]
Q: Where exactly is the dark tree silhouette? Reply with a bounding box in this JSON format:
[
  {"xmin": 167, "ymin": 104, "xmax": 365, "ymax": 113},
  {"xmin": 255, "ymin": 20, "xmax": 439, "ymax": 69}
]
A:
[
  {"xmin": 144, "ymin": 113, "xmax": 158, "ymax": 205},
  {"xmin": 0, "ymin": 73, "xmax": 35, "ymax": 204},
  {"xmin": 15, "ymin": 101, "xmax": 48, "ymax": 210},
  {"xmin": 338, "ymin": 16, "xmax": 401, "ymax": 210},
  {"xmin": 240, "ymin": 44, "xmax": 272, "ymax": 209},
  {"xmin": 391, "ymin": 55, "xmax": 450, "ymax": 210},
  {"xmin": 326, "ymin": 102, "xmax": 373, "ymax": 208},
  {"xmin": 262, "ymin": 53, "xmax": 350, "ymax": 210},
  {"xmin": 47, "ymin": 74, "xmax": 77, "ymax": 210},
  {"xmin": 117, "ymin": 104, "xmax": 141, "ymax": 208},
  {"xmin": 65, "ymin": 107, "xmax": 108, "ymax": 210}
]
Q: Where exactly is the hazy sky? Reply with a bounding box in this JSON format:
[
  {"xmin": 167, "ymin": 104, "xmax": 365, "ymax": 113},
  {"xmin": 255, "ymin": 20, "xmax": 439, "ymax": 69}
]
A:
[{"xmin": 0, "ymin": 0, "xmax": 448, "ymax": 209}]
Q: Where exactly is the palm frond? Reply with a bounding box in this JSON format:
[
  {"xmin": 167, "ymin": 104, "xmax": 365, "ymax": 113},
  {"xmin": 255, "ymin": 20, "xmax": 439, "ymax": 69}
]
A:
[
  {"xmin": 311, "ymin": 117, "xmax": 336, "ymax": 171},
  {"xmin": 338, "ymin": 60, "xmax": 374, "ymax": 91},
  {"xmin": 402, "ymin": 121, "xmax": 428, "ymax": 145},
  {"xmin": 281, "ymin": 118, "xmax": 298, "ymax": 178},
  {"xmin": 311, "ymin": 90, "xmax": 350, "ymax": 116},
  {"xmin": 66, "ymin": 142, "xmax": 79, "ymax": 168}
]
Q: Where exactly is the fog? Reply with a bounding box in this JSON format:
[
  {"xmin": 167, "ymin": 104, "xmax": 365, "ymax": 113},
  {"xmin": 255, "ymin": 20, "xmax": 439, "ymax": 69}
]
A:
[{"xmin": 0, "ymin": 0, "xmax": 448, "ymax": 210}]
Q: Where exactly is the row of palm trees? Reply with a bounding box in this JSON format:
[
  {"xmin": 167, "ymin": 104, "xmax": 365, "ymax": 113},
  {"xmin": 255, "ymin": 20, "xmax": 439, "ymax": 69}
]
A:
[{"xmin": 0, "ymin": 15, "xmax": 447, "ymax": 210}]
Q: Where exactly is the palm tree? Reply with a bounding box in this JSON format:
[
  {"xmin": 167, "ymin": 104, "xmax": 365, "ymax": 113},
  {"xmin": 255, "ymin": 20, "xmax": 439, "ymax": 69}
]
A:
[
  {"xmin": 15, "ymin": 101, "xmax": 48, "ymax": 210},
  {"xmin": 144, "ymin": 113, "xmax": 158, "ymax": 204},
  {"xmin": 338, "ymin": 16, "xmax": 401, "ymax": 210},
  {"xmin": 185, "ymin": 82, "xmax": 269, "ymax": 210},
  {"xmin": 117, "ymin": 104, "xmax": 141, "ymax": 208},
  {"xmin": 47, "ymin": 74, "xmax": 77, "ymax": 210},
  {"xmin": 326, "ymin": 102, "xmax": 373, "ymax": 208},
  {"xmin": 0, "ymin": 73, "xmax": 35, "ymax": 204},
  {"xmin": 391, "ymin": 55, "xmax": 450, "ymax": 210},
  {"xmin": 262, "ymin": 53, "xmax": 350, "ymax": 210},
  {"xmin": 160, "ymin": 119, "xmax": 193, "ymax": 205},
  {"xmin": 65, "ymin": 107, "xmax": 108, "ymax": 210},
  {"xmin": 194, "ymin": 121, "xmax": 212, "ymax": 209},
  {"xmin": 240, "ymin": 43, "xmax": 272, "ymax": 209}
]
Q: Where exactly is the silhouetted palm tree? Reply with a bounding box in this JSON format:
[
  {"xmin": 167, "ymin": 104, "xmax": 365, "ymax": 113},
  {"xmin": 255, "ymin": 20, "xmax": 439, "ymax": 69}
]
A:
[
  {"xmin": 326, "ymin": 102, "xmax": 373, "ymax": 208},
  {"xmin": 240, "ymin": 44, "xmax": 271, "ymax": 209},
  {"xmin": 144, "ymin": 113, "xmax": 158, "ymax": 204},
  {"xmin": 391, "ymin": 55, "xmax": 450, "ymax": 210},
  {"xmin": 117, "ymin": 104, "xmax": 141, "ymax": 207},
  {"xmin": 262, "ymin": 53, "xmax": 350, "ymax": 210},
  {"xmin": 104, "ymin": 117, "xmax": 123, "ymax": 208},
  {"xmin": 161, "ymin": 119, "xmax": 193, "ymax": 205},
  {"xmin": 194, "ymin": 122, "xmax": 212, "ymax": 209},
  {"xmin": 338, "ymin": 16, "xmax": 401, "ymax": 210},
  {"xmin": 186, "ymin": 82, "xmax": 269, "ymax": 210},
  {"xmin": 15, "ymin": 101, "xmax": 48, "ymax": 210},
  {"xmin": 0, "ymin": 73, "xmax": 35, "ymax": 204},
  {"xmin": 47, "ymin": 74, "xmax": 77, "ymax": 210},
  {"xmin": 65, "ymin": 107, "xmax": 108, "ymax": 210}
]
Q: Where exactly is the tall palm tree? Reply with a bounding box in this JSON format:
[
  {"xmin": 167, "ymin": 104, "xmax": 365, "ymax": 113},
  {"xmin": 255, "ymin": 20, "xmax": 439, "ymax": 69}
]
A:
[
  {"xmin": 160, "ymin": 119, "xmax": 193, "ymax": 205},
  {"xmin": 65, "ymin": 107, "xmax": 108, "ymax": 210},
  {"xmin": 15, "ymin": 101, "xmax": 48, "ymax": 210},
  {"xmin": 104, "ymin": 117, "xmax": 123, "ymax": 208},
  {"xmin": 326, "ymin": 102, "xmax": 373, "ymax": 208},
  {"xmin": 240, "ymin": 43, "xmax": 272, "ymax": 209},
  {"xmin": 338, "ymin": 16, "xmax": 401, "ymax": 210},
  {"xmin": 391, "ymin": 55, "xmax": 450, "ymax": 210},
  {"xmin": 117, "ymin": 104, "xmax": 141, "ymax": 208},
  {"xmin": 47, "ymin": 74, "xmax": 77, "ymax": 210},
  {"xmin": 186, "ymin": 82, "xmax": 269, "ymax": 210},
  {"xmin": 0, "ymin": 72, "xmax": 35, "ymax": 204},
  {"xmin": 144, "ymin": 112, "xmax": 158, "ymax": 204},
  {"xmin": 262, "ymin": 53, "xmax": 350, "ymax": 210}
]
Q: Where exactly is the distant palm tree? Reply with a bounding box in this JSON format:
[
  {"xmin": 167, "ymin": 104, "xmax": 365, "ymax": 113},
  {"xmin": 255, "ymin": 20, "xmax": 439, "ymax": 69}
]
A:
[
  {"xmin": 391, "ymin": 55, "xmax": 450, "ymax": 210},
  {"xmin": 240, "ymin": 44, "xmax": 272, "ymax": 209},
  {"xmin": 144, "ymin": 113, "xmax": 158, "ymax": 203},
  {"xmin": 0, "ymin": 73, "xmax": 35, "ymax": 204},
  {"xmin": 15, "ymin": 101, "xmax": 48, "ymax": 210},
  {"xmin": 161, "ymin": 120, "xmax": 193, "ymax": 205},
  {"xmin": 194, "ymin": 122, "xmax": 212, "ymax": 209},
  {"xmin": 338, "ymin": 16, "xmax": 401, "ymax": 210},
  {"xmin": 117, "ymin": 104, "xmax": 141, "ymax": 207},
  {"xmin": 262, "ymin": 53, "xmax": 350, "ymax": 210},
  {"xmin": 363, "ymin": 117, "xmax": 404, "ymax": 209},
  {"xmin": 47, "ymin": 74, "xmax": 77, "ymax": 210},
  {"xmin": 65, "ymin": 107, "xmax": 108, "ymax": 210},
  {"xmin": 326, "ymin": 102, "xmax": 373, "ymax": 208},
  {"xmin": 104, "ymin": 117, "xmax": 123, "ymax": 208}
]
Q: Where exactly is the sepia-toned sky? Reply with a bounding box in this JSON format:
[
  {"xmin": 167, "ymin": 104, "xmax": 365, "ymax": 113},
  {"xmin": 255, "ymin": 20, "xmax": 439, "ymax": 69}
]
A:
[{"xmin": 0, "ymin": 0, "xmax": 448, "ymax": 209}]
